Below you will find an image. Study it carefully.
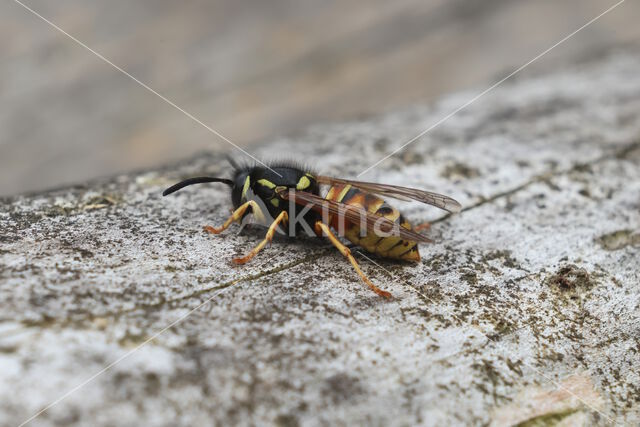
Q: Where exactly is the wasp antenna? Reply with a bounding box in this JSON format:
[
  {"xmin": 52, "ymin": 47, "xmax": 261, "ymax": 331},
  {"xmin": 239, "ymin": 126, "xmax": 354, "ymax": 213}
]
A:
[{"xmin": 162, "ymin": 176, "xmax": 233, "ymax": 196}]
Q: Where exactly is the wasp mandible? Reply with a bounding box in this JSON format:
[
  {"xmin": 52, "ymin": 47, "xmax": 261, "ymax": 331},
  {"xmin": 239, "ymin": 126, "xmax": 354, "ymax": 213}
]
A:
[{"xmin": 163, "ymin": 162, "xmax": 461, "ymax": 298}]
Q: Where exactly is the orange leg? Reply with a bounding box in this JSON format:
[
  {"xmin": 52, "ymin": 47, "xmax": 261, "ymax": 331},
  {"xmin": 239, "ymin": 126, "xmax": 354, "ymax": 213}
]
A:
[
  {"xmin": 203, "ymin": 200, "xmax": 260, "ymax": 234},
  {"xmin": 414, "ymin": 222, "xmax": 431, "ymax": 233},
  {"xmin": 314, "ymin": 221, "xmax": 392, "ymax": 298},
  {"xmin": 232, "ymin": 211, "xmax": 288, "ymax": 265}
]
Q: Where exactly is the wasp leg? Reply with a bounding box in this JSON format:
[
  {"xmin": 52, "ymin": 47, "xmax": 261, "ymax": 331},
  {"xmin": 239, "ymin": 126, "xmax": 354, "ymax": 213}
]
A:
[
  {"xmin": 314, "ymin": 221, "xmax": 392, "ymax": 298},
  {"xmin": 232, "ymin": 211, "xmax": 288, "ymax": 265},
  {"xmin": 204, "ymin": 200, "xmax": 261, "ymax": 234}
]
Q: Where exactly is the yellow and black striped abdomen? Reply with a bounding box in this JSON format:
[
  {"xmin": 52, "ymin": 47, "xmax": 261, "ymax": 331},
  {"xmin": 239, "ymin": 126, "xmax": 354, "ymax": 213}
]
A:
[{"xmin": 325, "ymin": 184, "xmax": 420, "ymax": 261}]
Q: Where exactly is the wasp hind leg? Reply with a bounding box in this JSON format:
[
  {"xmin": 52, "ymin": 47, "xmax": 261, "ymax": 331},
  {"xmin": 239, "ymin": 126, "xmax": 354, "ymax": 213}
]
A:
[
  {"xmin": 232, "ymin": 211, "xmax": 288, "ymax": 265},
  {"xmin": 203, "ymin": 200, "xmax": 261, "ymax": 234},
  {"xmin": 314, "ymin": 221, "xmax": 392, "ymax": 298}
]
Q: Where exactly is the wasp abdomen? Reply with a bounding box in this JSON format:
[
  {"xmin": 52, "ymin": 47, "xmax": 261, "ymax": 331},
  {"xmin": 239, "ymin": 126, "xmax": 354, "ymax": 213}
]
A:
[{"xmin": 325, "ymin": 184, "xmax": 420, "ymax": 261}]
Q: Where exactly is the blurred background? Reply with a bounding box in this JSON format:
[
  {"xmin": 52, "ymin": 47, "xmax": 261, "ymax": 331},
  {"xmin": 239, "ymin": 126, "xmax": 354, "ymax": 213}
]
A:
[{"xmin": 1, "ymin": 0, "xmax": 639, "ymax": 196}]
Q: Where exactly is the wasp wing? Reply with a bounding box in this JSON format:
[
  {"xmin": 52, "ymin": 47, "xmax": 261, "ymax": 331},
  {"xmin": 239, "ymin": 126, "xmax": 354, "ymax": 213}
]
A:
[
  {"xmin": 279, "ymin": 189, "xmax": 433, "ymax": 243},
  {"xmin": 316, "ymin": 176, "xmax": 462, "ymax": 213}
]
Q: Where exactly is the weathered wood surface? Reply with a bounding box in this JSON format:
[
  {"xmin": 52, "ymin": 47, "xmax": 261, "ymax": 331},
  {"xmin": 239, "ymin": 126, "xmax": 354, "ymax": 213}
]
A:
[{"xmin": 1, "ymin": 52, "xmax": 639, "ymax": 426}]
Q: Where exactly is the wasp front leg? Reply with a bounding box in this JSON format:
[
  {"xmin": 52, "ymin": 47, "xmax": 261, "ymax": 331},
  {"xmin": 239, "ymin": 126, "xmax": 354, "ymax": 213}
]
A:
[
  {"xmin": 314, "ymin": 221, "xmax": 392, "ymax": 298},
  {"xmin": 232, "ymin": 211, "xmax": 288, "ymax": 265},
  {"xmin": 203, "ymin": 200, "xmax": 261, "ymax": 234}
]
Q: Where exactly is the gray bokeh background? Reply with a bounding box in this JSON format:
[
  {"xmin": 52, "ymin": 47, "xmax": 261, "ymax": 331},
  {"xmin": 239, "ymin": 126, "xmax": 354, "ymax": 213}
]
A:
[{"xmin": 2, "ymin": 0, "xmax": 639, "ymax": 195}]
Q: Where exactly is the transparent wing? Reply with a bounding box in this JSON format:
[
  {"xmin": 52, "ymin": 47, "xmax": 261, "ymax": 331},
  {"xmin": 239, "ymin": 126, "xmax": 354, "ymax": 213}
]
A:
[
  {"xmin": 316, "ymin": 175, "xmax": 462, "ymax": 213},
  {"xmin": 279, "ymin": 189, "xmax": 433, "ymax": 243}
]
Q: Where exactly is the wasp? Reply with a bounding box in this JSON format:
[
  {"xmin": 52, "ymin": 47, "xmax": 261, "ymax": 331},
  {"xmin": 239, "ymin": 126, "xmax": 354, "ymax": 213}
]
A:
[{"xmin": 163, "ymin": 161, "xmax": 461, "ymax": 298}]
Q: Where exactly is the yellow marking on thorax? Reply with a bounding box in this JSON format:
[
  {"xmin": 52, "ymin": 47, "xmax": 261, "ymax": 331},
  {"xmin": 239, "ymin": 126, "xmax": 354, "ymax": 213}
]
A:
[
  {"xmin": 257, "ymin": 179, "xmax": 276, "ymax": 189},
  {"xmin": 296, "ymin": 176, "xmax": 311, "ymax": 190},
  {"xmin": 241, "ymin": 176, "xmax": 251, "ymax": 200},
  {"xmin": 270, "ymin": 198, "xmax": 280, "ymax": 207}
]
